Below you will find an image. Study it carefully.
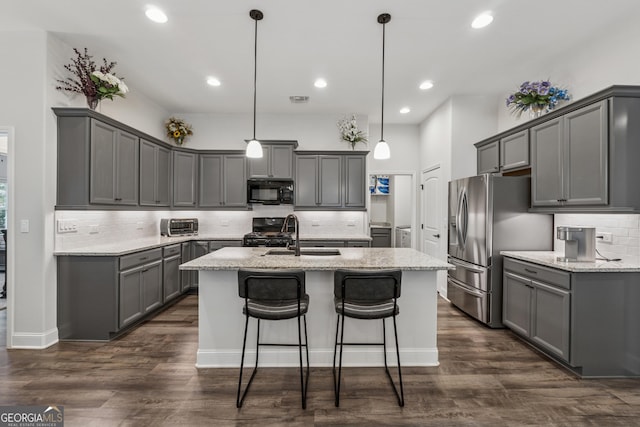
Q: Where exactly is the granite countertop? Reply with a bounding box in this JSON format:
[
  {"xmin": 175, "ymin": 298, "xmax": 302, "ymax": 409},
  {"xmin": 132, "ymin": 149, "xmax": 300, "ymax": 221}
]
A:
[
  {"xmin": 54, "ymin": 233, "xmax": 372, "ymax": 256},
  {"xmin": 181, "ymin": 247, "xmax": 454, "ymax": 271},
  {"xmin": 501, "ymin": 251, "xmax": 640, "ymax": 272}
]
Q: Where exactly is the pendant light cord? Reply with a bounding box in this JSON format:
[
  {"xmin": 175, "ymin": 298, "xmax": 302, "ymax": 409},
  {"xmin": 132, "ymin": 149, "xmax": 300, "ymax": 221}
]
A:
[
  {"xmin": 380, "ymin": 19, "xmax": 385, "ymax": 142},
  {"xmin": 252, "ymin": 15, "xmax": 258, "ymax": 141}
]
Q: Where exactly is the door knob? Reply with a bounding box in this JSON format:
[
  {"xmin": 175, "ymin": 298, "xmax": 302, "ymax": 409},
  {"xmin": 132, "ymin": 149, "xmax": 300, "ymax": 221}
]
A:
[{"xmin": 433, "ymin": 234, "xmax": 440, "ymax": 238}]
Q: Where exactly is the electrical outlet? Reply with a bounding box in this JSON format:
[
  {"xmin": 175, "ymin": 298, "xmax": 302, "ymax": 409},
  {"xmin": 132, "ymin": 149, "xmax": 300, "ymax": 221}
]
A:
[
  {"xmin": 89, "ymin": 224, "xmax": 99, "ymax": 234},
  {"xmin": 136, "ymin": 222, "xmax": 144, "ymax": 230},
  {"xmin": 597, "ymin": 232, "xmax": 613, "ymax": 243},
  {"xmin": 221, "ymin": 220, "xmax": 230, "ymax": 227},
  {"xmin": 347, "ymin": 220, "xmax": 356, "ymax": 227},
  {"xmin": 312, "ymin": 220, "xmax": 320, "ymax": 227}
]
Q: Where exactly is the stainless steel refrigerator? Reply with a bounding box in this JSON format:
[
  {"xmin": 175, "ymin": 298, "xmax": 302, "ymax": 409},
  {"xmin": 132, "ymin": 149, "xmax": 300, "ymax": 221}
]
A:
[{"xmin": 447, "ymin": 174, "xmax": 553, "ymax": 328}]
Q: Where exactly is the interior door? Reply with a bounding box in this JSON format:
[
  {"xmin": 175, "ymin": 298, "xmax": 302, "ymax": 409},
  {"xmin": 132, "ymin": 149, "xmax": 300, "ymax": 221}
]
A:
[{"xmin": 421, "ymin": 167, "xmax": 444, "ymax": 294}]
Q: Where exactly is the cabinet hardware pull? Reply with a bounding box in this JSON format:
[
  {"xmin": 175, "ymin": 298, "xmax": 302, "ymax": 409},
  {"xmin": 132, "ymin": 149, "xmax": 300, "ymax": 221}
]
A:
[
  {"xmin": 139, "ymin": 257, "xmax": 148, "ymax": 261},
  {"xmin": 142, "ymin": 269, "xmax": 149, "ymax": 273},
  {"xmin": 433, "ymin": 234, "xmax": 440, "ymax": 238},
  {"xmin": 114, "ymin": 198, "xmax": 122, "ymax": 201},
  {"xmin": 524, "ymin": 268, "xmax": 537, "ymax": 274}
]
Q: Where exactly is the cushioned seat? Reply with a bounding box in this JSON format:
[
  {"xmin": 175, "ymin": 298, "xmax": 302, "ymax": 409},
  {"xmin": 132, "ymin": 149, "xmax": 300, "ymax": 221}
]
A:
[
  {"xmin": 236, "ymin": 268, "xmax": 309, "ymax": 409},
  {"xmin": 333, "ymin": 269, "xmax": 404, "ymax": 407}
]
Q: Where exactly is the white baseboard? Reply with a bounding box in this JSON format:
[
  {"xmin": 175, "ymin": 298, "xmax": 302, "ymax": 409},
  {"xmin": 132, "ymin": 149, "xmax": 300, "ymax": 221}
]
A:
[{"xmin": 11, "ymin": 328, "xmax": 58, "ymax": 349}]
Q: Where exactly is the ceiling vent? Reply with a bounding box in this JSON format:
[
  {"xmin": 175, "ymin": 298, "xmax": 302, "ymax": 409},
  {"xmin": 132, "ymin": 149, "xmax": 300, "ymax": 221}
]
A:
[{"xmin": 289, "ymin": 96, "xmax": 309, "ymax": 104}]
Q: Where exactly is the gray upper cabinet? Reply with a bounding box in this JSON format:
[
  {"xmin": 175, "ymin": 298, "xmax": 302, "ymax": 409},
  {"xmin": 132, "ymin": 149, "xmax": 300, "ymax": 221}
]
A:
[
  {"xmin": 173, "ymin": 151, "xmax": 198, "ymax": 207},
  {"xmin": 476, "ymin": 140, "xmax": 500, "ymax": 174},
  {"xmin": 532, "ymin": 100, "xmax": 608, "ymax": 207},
  {"xmin": 344, "ymin": 155, "xmax": 366, "ymax": 208},
  {"xmin": 500, "ymin": 130, "xmax": 529, "ymax": 172},
  {"xmin": 476, "ymin": 130, "xmax": 529, "ymax": 175},
  {"xmin": 295, "ymin": 151, "xmax": 366, "ymax": 210},
  {"xmin": 199, "ymin": 153, "xmax": 247, "ymax": 208},
  {"xmin": 247, "ymin": 141, "xmax": 296, "ymax": 179},
  {"xmin": 89, "ymin": 119, "xmax": 139, "ymax": 205},
  {"xmin": 140, "ymin": 139, "xmax": 171, "ymax": 206}
]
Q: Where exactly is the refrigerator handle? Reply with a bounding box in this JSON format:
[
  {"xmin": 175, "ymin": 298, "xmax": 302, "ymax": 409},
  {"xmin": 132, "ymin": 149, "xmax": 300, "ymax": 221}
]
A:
[
  {"xmin": 455, "ymin": 190, "xmax": 464, "ymax": 250},
  {"xmin": 461, "ymin": 190, "xmax": 469, "ymax": 247}
]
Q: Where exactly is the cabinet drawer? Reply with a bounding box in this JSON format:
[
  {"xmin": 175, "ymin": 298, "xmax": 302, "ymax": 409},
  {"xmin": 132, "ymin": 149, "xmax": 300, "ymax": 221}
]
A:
[
  {"xmin": 504, "ymin": 258, "xmax": 570, "ymax": 290},
  {"xmin": 120, "ymin": 248, "xmax": 162, "ymax": 271},
  {"xmin": 300, "ymin": 240, "xmax": 346, "ymax": 247},
  {"xmin": 163, "ymin": 244, "xmax": 182, "ymax": 258}
]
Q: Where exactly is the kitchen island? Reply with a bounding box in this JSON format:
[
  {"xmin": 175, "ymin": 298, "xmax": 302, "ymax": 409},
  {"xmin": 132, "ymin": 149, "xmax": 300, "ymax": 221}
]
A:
[{"xmin": 180, "ymin": 247, "xmax": 453, "ymax": 368}]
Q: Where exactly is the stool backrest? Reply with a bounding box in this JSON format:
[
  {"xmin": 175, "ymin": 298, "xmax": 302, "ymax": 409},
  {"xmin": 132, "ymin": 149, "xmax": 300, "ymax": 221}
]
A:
[
  {"xmin": 238, "ymin": 268, "xmax": 306, "ymax": 300},
  {"xmin": 334, "ymin": 269, "xmax": 402, "ymax": 301}
]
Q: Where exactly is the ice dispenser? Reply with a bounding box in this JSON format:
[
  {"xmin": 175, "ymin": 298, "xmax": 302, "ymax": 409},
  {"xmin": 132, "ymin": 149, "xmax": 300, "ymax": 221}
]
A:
[{"xmin": 556, "ymin": 226, "xmax": 596, "ymax": 262}]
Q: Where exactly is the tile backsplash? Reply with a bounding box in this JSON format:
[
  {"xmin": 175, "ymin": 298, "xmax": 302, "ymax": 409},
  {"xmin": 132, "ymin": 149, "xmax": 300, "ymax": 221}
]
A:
[
  {"xmin": 554, "ymin": 214, "xmax": 640, "ymax": 259},
  {"xmin": 54, "ymin": 207, "xmax": 368, "ymax": 251}
]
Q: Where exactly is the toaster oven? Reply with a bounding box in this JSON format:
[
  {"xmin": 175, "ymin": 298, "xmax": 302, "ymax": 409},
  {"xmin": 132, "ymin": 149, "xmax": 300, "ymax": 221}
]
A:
[{"xmin": 160, "ymin": 218, "xmax": 198, "ymax": 236}]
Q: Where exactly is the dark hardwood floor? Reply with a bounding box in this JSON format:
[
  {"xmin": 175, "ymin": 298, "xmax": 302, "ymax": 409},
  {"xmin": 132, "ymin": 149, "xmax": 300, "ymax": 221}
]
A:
[{"xmin": 0, "ymin": 295, "xmax": 639, "ymax": 426}]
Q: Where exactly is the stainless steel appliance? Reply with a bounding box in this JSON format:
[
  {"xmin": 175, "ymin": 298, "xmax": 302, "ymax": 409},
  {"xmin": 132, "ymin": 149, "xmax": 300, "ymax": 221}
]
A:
[
  {"xmin": 556, "ymin": 226, "xmax": 596, "ymax": 261},
  {"xmin": 247, "ymin": 179, "xmax": 294, "ymax": 205},
  {"xmin": 242, "ymin": 217, "xmax": 293, "ymax": 247},
  {"xmin": 447, "ymin": 174, "xmax": 553, "ymax": 327},
  {"xmin": 395, "ymin": 226, "xmax": 411, "ymax": 248},
  {"xmin": 160, "ymin": 218, "xmax": 198, "ymax": 236}
]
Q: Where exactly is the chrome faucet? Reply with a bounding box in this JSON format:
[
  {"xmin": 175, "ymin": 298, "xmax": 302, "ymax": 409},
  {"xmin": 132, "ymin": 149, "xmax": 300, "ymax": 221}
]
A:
[{"xmin": 281, "ymin": 213, "xmax": 300, "ymax": 256}]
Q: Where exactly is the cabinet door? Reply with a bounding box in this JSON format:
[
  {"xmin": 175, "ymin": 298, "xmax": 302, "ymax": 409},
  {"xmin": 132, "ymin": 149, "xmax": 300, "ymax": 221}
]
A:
[
  {"xmin": 295, "ymin": 155, "xmax": 319, "ymax": 207},
  {"xmin": 190, "ymin": 241, "xmax": 209, "ymax": 287},
  {"xmin": 318, "ymin": 155, "xmax": 342, "ymax": 207},
  {"xmin": 163, "ymin": 255, "xmax": 181, "ymax": 302},
  {"xmin": 141, "ymin": 260, "xmax": 162, "ymax": 313},
  {"xmin": 223, "ymin": 155, "xmax": 247, "ymax": 207},
  {"xmin": 346, "ymin": 240, "xmax": 370, "ymax": 248},
  {"xmin": 139, "ymin": 140, "xmax": 157, "ymax": 206},
  {"xmin": 531, "ymin": 280, "xmax": 571, "ymax": 361},
  {"xmin": 270, "ymin": 145, "xmax": 294, "ymax": 179},
  {"xmin": 199, "ymin": 154, "xmax": 223, "ymax": 207},
  {"xmin": 156, "ymin": 146, "xmax": 171, "ymax": 206},
  {"xmin": 119, "ymin": 268, "xmax": 143, "ymax": 328},
  {"xmin": 531, "ymin": 118, "xmax": 564, "ymax": 206},
  {"xmin": 344, "ymin": 155, "xmax": 365, "ymax": 208},
  {"xmin": 502, "ymin": 271, "xmax": 532, "ymax": 337},
  {"xmin": 247, "ymin": 145, "xmax": 271, "ymax": 178},
  {"xmin": 115, "ymin": 130, "xmax": 139, "ymax": 205},
  {"xmin": 181, "ymin": 242, "xmax": 192, "ymax": 292},
  {"xmin": 500, "ymin": 130, "xmax": 529, "ymax": 171},
  {"xmin": 90, "ymin": 120, "xmax": 117, "ymax": 204},
  {"xmin": 173, "ymin": 151, "xmax": 198, "ymax": 207},
  {"xmin": 564, "ymin": 100, "xmax": 608, "ymax": 206},
  {"xmin": 477, "ymin": 140, "xmax": 500, "ymax": 174}
]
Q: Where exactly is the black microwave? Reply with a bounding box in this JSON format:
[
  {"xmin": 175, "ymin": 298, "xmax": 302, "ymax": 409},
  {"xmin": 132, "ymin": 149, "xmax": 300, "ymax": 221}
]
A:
[{"xmin": 247, "ymin": 179, "xmax": 294, "ymax": 205}]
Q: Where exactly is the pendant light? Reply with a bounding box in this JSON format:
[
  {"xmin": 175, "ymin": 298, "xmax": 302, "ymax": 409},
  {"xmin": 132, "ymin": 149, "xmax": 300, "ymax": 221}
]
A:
[
  {"xmin": 374, "ymin": 13, "xmax": 391, "ymax": 160},
  {"xmin": 246, "ymin": 9, "xmax": 264, "ymax": 158}
]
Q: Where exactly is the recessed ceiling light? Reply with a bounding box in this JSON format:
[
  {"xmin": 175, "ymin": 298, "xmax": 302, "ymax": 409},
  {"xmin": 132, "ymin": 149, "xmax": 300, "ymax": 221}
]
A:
[
  {"xmin": 145, "ymin": 6, "xmax": 168, "ymax": 23},
  {"xmin": 471, "ymin": 12, "xmax": 493, "ymax": 29},
  {"xmin": 314, "ymin": 78, "xmax": 327, "ymax": 88},
  {"xmin": 419, "ymin": 80, "xmax": 434, "ymax": 90},
  {"xmin": 206, "ymin": 77, "xmax": 221, "ymax": 87},
  {"xmin": 400, "ymin": 107, "xmax": 411, "ymax": 114}
]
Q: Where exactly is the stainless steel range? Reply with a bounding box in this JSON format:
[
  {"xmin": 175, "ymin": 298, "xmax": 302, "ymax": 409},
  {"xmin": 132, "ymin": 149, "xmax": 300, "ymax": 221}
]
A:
[{"xmin": 242, "ymin": 217, "xmax": 293, "ymax": 247}]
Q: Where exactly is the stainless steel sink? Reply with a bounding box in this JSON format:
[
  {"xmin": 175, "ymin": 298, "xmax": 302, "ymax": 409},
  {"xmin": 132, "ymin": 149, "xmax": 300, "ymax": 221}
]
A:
[{"xmin": 263, "ymin": 248, "xmax": 341, "ymax": 256}]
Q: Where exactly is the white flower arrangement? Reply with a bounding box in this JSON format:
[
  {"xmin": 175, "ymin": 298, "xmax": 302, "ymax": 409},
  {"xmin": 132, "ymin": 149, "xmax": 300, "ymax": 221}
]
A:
[
  {"xmin": 91, "ymin": 71, "xmax": 129, "ymax": 99},
  {"xmin": 337, "ymin": 114, "xmax": 367, "ymax": 149}
]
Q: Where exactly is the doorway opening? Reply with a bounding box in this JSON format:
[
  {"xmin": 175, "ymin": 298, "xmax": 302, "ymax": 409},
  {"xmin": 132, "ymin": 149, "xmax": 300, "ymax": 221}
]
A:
[{"xmin": 368, "ymin": 171, "xmax": 416, "ymax": 249}]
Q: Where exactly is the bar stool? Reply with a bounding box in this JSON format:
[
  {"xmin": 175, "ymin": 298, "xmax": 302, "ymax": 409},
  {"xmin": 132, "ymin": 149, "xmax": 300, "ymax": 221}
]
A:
[
  {"xmin": 236, "ymin": 268, "xmax": 310, "ymax": 409},
  {"xmin": 333, "ymin": 269, "xmax": 404, "ymax": 407}
]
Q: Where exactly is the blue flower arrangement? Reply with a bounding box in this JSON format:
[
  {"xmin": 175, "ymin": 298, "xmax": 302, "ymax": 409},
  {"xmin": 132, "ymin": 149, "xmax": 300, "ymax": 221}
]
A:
[{"xmin": 506, "ymin": 80, "xmax": 570, "ymax": 117}]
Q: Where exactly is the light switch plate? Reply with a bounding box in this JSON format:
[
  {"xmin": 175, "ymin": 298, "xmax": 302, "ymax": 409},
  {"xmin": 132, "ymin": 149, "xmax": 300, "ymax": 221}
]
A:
[{"xmin": 20, "ymin": 219, "xmax": 29, "ymax": 233}]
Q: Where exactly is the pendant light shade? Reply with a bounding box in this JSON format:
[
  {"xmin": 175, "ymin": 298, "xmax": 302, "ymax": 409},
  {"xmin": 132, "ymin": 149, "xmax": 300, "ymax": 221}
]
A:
[
  {"xmin": 246, "ymin": 9, "xmax": 264, "ymax": 159},
  {"xmin": 374, "ymin": 13, "xmax": 391, "ymax": 160}
]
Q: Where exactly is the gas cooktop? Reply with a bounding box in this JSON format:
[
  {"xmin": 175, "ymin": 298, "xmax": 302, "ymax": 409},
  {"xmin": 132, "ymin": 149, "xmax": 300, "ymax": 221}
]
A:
[{"xmin": 242, "ymin": 217, "xmax": 293, "ymax": 247}]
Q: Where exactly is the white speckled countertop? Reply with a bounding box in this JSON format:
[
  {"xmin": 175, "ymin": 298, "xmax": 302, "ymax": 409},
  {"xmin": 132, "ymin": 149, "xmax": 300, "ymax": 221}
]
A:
[
  {"xmin": 53, "ymin": 233, "xmax": 372, "ymax": 256},
  {"xmin": 180, "ymin": 247, "xmax": 454, "ymax": 271},
  {"xmin": 501, "ymin": 251, "xmax": 640, "ymax": 272}
]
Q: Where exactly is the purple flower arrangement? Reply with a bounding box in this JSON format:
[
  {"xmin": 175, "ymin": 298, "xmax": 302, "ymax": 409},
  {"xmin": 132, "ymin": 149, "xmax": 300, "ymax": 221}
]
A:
[{"xmin": 506, "ymin": 80, "xmax": 570, "ymax": 117}]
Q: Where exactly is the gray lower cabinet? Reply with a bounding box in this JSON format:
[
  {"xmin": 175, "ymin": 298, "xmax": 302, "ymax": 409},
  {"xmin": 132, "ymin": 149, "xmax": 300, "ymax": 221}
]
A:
[
  {"xmin": 503, "ymin": 257, "xmax": 640, "ymax": 377},
  {"xmin": 370, "ymin": 227, "xmax": 392, "ymax": 247},
  {"xmin": 503, "ymin": 264, "xmax": 570, "ymax": 361},
  {"xmin": 180, "ymin": 242, "xmax": 192, "ymax": 292},
  {"xmin": 247, "ymin": 142, "xmax": 296, "ymax": 179},
  {"xmin": 199, "ymin": 153, "xmax": 247, "ymax": 208},
  {"xmin": 119, "ymin": 259, "xmax": 162, "ymax": 328},
  {"xmin": 173, "ymin": 151, "xmax": 198, "ymax": 207},
  {"xmin": 90, "ymin": 119, "xmax": 139, "ymax": 205},
  {"xmin": 163, "ymin": 244, "xmax": 182, "ymax": 303},
  {"xmin": 208, "ymin": 240, "xmax": 242, "ymax": 252},
  {"xmin": 140, "ymin": 139, "xmax": 171, "ymax": 206},
  {"xmin": 346, "ymin": 240, "xmax": 370, "ymax": 247},
  {"xmin": 300, "ymin": 240, "xmax": 370, "ymax": 248},
  {"xmin": 531, "ymin": 100, "xmax": 608, "ymax": 207}
]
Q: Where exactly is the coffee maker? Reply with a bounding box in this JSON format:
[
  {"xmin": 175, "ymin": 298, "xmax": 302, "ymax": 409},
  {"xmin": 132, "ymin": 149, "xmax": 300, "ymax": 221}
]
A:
[{"xmin": 556, "ymin": 226, "xmax": 596, "ymax": 262}]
